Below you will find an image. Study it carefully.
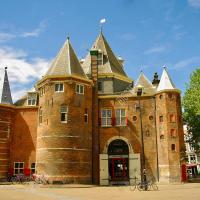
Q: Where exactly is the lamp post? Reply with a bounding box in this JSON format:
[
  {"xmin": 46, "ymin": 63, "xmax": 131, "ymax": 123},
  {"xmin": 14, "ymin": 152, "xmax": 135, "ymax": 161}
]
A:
[{"xmin": 136, "ymin": 86, "xmax": 147, "ymax": 189}]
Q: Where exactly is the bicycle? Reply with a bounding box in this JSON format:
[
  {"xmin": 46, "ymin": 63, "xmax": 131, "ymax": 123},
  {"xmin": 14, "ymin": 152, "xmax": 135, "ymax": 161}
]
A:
[
  {"xmin": 33, "ymin": 174, "xmax": 49, "ymax": 184},
  {"xmin": 11, "ymin": 174, "xmax": 28, "ymax": 184},
  {"xmin": 148, "ymin": 180, "xmax": 158, "ymax": 191},
  {"xmin": 130, "ymin": 177, "xmax": 139, "ymax": 191}
]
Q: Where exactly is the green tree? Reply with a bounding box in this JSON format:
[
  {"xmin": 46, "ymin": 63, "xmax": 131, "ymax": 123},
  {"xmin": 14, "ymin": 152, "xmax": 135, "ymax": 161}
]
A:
[{"xmin": 183, "ymin": 68, "xmax": 200, "ymax": 152}]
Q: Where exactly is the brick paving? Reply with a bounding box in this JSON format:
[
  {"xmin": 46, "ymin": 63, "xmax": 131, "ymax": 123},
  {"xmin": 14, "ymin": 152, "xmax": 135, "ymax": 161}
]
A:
[{"xmin": 0, "ymin": 183, "xmax": 199, "ymax": 200}]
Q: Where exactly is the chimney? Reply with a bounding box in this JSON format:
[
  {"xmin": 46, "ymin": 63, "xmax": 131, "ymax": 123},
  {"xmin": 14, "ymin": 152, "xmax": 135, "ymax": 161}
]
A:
[
  {"xmin": 90, "ymin": 50, "xmax": 99, "ymax": 83},
  {"xmin": 152, "ymin": 72, "xmax": 160, "ymax": 87}
]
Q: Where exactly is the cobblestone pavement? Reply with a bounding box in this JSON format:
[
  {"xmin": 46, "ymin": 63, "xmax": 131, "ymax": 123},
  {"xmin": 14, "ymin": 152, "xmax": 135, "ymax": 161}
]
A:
[{"xmin": 0, "ymin": 183, "xmax": 199, "ymax": 200}]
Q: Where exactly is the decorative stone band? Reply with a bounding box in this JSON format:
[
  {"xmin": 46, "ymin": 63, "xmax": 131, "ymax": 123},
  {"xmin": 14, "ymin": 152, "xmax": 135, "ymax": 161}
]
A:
[
  {"xmin": 37, "ymin": 135, "xmax": 80, "ymax": 139},
  {"xmin": 37, "ymin": 148, "xmax": 91, "ymax": 151},
  {"xmin": 37, "ymin": 161, "xmax": 91, "ymax": 164}
]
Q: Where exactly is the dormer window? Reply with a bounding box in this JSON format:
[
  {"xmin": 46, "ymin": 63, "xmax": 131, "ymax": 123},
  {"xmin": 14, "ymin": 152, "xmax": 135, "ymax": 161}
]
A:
[
  {"xmin": 27, "ymin": 93, "xmax": 37, "ymax": 106},
  {"xmin": 97, "ymin": 52, "xmax": 103, "ymax": 66},
  {"xmin": 55, "ymin": 83, "xmax": 64, "ymax": 92}
]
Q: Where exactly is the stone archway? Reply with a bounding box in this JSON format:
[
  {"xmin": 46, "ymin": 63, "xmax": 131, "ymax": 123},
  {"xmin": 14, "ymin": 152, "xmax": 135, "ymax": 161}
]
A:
[{"xmin": 99, "ymin": 136, "xmax": 141, "ymax": 185}]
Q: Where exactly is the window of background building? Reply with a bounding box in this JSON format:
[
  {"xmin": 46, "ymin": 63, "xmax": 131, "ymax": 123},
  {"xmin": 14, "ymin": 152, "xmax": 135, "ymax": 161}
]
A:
[
  {"xmin": 27, "ymin": 93, "xmax": 37, "ymax": 106},
  {"xmin": 14, "ymin": 162, "xmax": 24, "ymax": 175},
  {"xmin": 159, "ymin": 116, "xmax": 163, "ymax": 122},
  {"xmin": 116, "ymin": 108, "xmax": 126, "ymax": 126},
  {"xmin": 101, "ymin": 109, "xmax": 112, "ymax": 127},
  {"xmin": 76, "ymin": 84, "xmax": 84, "ymax": 94},
  {"xmin": 84, "ymin": 108, "xmax": 88, "ymax": 123},
  {"xmin": 189, "ymin": 155, "xmax": 197, "ymax": 163},
  {"xmin": 55, "ymin": 83, "xmax": 64, "ymax": 92},
  {"xmin": 31, "ymin": 163, "xmax": 36, "ymax": 174},
  {"xmin": 60, "ymin": 105, "xmax": 68, "ymax": 123}
]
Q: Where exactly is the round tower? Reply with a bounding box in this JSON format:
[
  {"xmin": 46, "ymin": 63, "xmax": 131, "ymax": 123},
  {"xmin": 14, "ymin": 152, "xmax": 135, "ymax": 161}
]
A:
[
  {"xmin": 155, "ymin": 67, "xmax": 184, "ymax": 183},
  {"xmin": 36, "ymin": 38, "xmax": 93, "ymax": 183}
]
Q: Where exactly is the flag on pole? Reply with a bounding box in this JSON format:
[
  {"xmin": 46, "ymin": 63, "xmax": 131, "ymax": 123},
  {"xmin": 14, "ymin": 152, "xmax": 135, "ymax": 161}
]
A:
[{"xmin": 100, "ymin": 18, "xmax": 106, "ymax": 24}]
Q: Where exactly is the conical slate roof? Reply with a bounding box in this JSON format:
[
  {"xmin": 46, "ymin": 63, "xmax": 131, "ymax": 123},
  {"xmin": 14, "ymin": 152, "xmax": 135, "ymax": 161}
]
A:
[
  {"xmin": 0, "ymin": 68, "xmax": 13, "ymax": 104},
  {"xmin": 82, "ymin": 32, "xmax": 128, "ymax": 77},
  {"xmin": 157, "ymin": 67, "xmax": 176, "ymax": 92},
  {"xmin": 133, "ymin": 72, "xmax": 156, "ymax": 95},
  {"xmin": 46, "ymin": 37, "xmax": 87, "ymax": 79}
]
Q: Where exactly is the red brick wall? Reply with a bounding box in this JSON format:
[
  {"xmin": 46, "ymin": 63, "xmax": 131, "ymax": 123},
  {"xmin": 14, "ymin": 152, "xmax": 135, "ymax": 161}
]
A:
[
  {"xmin": 0, "ymin": 105, "xmax": 14, "ymax": 179},
  {"xmin": 10, "ymin": 107, "xmax": 38, "ymax": 174}
]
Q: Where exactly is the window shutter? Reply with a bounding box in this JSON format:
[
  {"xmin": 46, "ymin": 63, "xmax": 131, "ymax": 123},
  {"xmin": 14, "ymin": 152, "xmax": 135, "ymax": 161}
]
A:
[
  {"xmin": 99, "ymin": 118, "xmax": 101, "ymax": 126},
  {"xmin": 126, "ymin": 116, "xmax": 128, "ymax": 126},
  {"xmin": 24, "ymin": 168, "xmax": 31, "ymax": 176},
  {"xmin": 112, "ymin": 117, "xmax": 116, "ymax": 126}
]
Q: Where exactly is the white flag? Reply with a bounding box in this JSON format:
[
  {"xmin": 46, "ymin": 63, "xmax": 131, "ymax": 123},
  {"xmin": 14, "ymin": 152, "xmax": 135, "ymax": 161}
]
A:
[{"xmin": 100, "ymin": 18, "xmax": 106, "ymax": 24}]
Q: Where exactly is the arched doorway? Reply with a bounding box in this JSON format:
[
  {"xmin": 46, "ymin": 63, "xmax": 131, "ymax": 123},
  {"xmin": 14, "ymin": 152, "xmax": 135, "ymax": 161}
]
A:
[{"xmin": 108, "ymin": 139, "xmax": 129, "ymax": 183}]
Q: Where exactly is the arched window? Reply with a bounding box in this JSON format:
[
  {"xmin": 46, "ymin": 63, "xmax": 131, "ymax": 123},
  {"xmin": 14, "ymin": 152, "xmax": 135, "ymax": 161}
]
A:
[{"xmin": 108, "ymin": 139, "xmax": 129, "ymax": 155}]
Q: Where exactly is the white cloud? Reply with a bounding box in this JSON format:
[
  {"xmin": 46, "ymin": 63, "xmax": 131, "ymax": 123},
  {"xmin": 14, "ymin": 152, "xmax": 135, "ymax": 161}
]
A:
[
  {"xmin": 173, "ymin": 57, "xmax": 200, "ymax": 69},
  {"xmin": 0, "ymin": 47, "xmax": 50, "ymax": 101},
  {"xmin": 119, "ymin": 33, "xmax": 135, "ymax": 41},
  {"xmin": 20, "ymin": 20, "xmax": 47, "ymax": 38},
  {"xmin": 0, "ymin": 20, "xmax": 47, "ymax": 42},
  {"xmin": 188, "ymin": 0, "xmax": 200, "ymax": 8},
  {"xmin": 0, "ymin": 33, "xmax": 16, "ymax": 43},
  {"xmin": 144, "ymin": 45, "xmax": 166, "ymax": 55}
]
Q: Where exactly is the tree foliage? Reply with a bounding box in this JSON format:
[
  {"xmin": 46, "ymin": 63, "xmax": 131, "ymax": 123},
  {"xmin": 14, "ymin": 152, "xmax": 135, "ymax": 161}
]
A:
[{"xmin": 183, "ymin": 68, "xmax": 200, "ymax": 152}]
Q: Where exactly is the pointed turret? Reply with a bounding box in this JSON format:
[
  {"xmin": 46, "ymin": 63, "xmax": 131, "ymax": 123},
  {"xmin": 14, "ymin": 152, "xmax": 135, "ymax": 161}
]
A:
[
  {"xmin": 157, "ymin": 67, "xmax": 176, "ymax": 92},
  {"xmin": 0, "ymin": 67, "xmax": 13, "ymax": 104},
  {"xmin": 82, "ymin": 32, "xmax": 128, "ymax": 78},
  {"xmin": 46, "ymin": 37, "xmax": 87, "ymax": 79},
  {"xmin": 134, "ymin": 72, "xmax": 156, "ymax": 95}
]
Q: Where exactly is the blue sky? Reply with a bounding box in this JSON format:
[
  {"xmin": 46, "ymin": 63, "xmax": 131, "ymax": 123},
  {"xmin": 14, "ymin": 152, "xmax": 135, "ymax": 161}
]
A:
[{"xmin": 0, "ymin": 0, "xmax": 200, "ymax": 101}]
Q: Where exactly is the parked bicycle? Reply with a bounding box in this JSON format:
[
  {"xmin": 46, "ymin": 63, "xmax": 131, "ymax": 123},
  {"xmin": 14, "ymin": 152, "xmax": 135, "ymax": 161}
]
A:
[
  {"xmin": 130, "ymin": 177, "xmax": 158, "ymax": 191},
  {"xmin": 33, "ymin": 174, "xmax": 49, "ymax": 184}
]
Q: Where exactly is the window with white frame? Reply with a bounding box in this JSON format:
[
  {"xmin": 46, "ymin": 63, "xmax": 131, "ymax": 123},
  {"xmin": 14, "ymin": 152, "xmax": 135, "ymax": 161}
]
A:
[
  {"xmin": 31, "ymin": 163, "xmax": 36, "ymax": 174},
  {"xmin": 190, "ymin": 154, "xmax": 197, "ymax": 163},
  {"xmin": 60, "ymin": 105, "xmax": 68, "ymax": 123},
  {"xmin": 27, "ymin": 93, "xmax": 37, "ymax": 106},
  {"xmin": 116, "ymin": 108, "xmax": 126, "ymax": 126},
  {"xmin": 101, "ymin": 109, "xmax": 112, "ymax": 127},
  {"xmin": 76, "ymin": 84, "xmax": 84, "ymax": 94},
  {"xmin": 55, "ymin": 83, "xmax": 64, "ymax": 92},
  {"xmin": 14, "ymin": 162, "xmax": 24, "ymax": 174}
]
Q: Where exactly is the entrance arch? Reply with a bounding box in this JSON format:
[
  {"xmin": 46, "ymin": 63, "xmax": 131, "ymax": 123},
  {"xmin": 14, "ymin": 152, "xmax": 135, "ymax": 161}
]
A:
[
  {"xmin": 108, "ymin": 140, "xmax": 129, "ymax": 183},
  {"xmin": 99, "ymin": 137, "xmax": 141, "ymax": 186}
]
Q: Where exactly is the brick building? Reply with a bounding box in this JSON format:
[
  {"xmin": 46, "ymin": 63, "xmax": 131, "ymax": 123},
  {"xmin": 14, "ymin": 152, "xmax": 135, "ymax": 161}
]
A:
[{"xmin": 0, "ymin": 32, "xmax": 185, "ymax": 185}]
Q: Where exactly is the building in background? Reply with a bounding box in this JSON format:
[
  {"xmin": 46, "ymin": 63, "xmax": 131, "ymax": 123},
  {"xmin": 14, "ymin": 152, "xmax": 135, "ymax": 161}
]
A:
[
  {"xmin": 184, "ymin": 125, "xmax": 200, "ymax": 178},
  {"xmin": 0, "ymin": 32, "xmax": 185, "ymax": 185}
]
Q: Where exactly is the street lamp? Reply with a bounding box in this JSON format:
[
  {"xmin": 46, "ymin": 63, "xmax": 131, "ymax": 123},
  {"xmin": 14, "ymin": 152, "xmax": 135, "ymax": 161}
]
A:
[{"xmin": 136, "ymin": 85, "xmax": 147, "ymax": 189}]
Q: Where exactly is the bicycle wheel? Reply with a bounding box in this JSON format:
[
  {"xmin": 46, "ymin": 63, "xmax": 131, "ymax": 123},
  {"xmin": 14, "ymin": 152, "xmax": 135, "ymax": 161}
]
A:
[
  {"xmin": 130, "ymin": 184, "xmax": 136, "ymax": 191},
  {"xmin": 137, "ymin": 183, "xmax": 143, "ymax": 191},
  {"xmin": 151, "ymin": 183, "xmax": 158, "ymax": 191}
]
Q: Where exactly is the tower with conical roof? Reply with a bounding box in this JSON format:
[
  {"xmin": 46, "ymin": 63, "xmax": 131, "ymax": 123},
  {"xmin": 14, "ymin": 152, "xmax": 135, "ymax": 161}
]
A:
[
  {"xmin": 155, "ymin": 67, "xmax": 184, "ymax": 182},
  {"xmin": 36, "ymin": 37, "xmax": 93, "ymax": 183},
  {"xmin": 0, "ymin": 67, "xmax": 13, "ymax": 105},
  {"xmin": 82, "ymin": 32, "xmax": 133, "ymax": 94}
]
